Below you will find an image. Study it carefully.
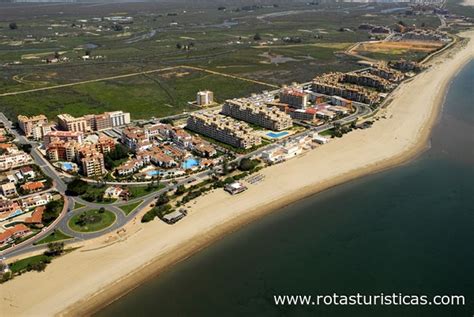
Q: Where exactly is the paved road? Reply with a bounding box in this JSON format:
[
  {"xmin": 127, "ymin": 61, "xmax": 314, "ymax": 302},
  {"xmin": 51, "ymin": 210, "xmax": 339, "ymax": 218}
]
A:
[{"xmin": 0, "ymin": 101, "xmax": 372, "ymax": 260}]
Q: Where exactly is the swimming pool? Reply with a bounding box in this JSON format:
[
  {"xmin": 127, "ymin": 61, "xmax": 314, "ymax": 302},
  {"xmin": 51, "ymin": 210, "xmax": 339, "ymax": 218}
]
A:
[
  {"xmin": 266, "ymin": 131, "xmax": 289, "ymax": 139},
  {"xmin": 62, "ymin": 162, "xmax": 73, "ymax": 170},
  {"xmin": 182, "ymin": 158, "xmax": 199, "ymax": 169},
  {"xmin": 147, "ymin": 170, "xmax": 162, "ymax": 176}
]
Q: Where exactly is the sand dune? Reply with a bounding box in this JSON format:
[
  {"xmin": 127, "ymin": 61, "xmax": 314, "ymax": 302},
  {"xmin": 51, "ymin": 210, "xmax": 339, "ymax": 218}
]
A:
[{"xmin": 1, "ymin": 31, "xmax": 473, "ymax": 317}]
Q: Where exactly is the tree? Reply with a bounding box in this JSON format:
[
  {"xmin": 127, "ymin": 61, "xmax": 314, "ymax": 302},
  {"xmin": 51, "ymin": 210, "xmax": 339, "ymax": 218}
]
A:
[
  {"xmin": 176, "ymin": 43, "xmax": 182, "ymax": 49},
  {"xmin": 99, "ymin": 207, "xmax": 105, "ymax": 214},
  {"xmin": 156, "ymin": 194, "xmax": 169, "ymax": 206},
  {"xmin": 45, "ymin": 242, "xmax": 64, "ymax": 257},
  {"xmin": 66, "ymin": 178, "xmax": 88, "ymax": 196},
  {"xmin": 175, "ymin": 185, "xmax": 186, "ymax": 196},
  {"xmin": 9, "ymin": 22, "xmax": 17, "ymax": 30},
  {"xmin": 253, "ymin": 33, "xmax": 262, "ymax": 41},
  {"xmin": 54, "ymin": 51, "xmax": 60, "ymax": 59},
  {"xmin": 18, "ymin": 143, "xmax": 32, "ymax": 153},
  {"xmin": 238, "ymin": 158, "xmax": 256, "ymax": 171},
  {"xmin": 42, "ymin": 200, "xmax": 63, "ymax": 226}
]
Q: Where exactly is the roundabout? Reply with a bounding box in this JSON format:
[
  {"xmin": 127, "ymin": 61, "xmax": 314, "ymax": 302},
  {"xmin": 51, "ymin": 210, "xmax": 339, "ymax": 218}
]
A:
[{"xmin": 68, "ymin": 209, "xmax": 117, "ymax": 233}]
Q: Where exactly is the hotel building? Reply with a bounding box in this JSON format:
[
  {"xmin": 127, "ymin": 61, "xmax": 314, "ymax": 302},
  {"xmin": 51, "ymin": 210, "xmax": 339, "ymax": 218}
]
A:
[
  {"xmin": 57, "ymin": 111, "xmax": 130, "ymax": 133},
  {"xmin": 222, "ymin": 99, "xmax": 293, "ymax": 131},
  {"xmin": 187, "ymin": 112, "xmax": 262, "ymax": 149}
]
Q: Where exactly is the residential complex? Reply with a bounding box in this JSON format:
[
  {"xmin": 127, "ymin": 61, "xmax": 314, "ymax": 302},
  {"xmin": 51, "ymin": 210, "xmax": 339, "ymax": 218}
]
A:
[
  {"xmin": 311, "ymin": 72, "xmax": 381, "ymax": 105},
  {"xmin": 222, "ymin": 99, "xmax": 293, "ymax": 131},
  {"xmin": 187, "ymin": 112, "xmax": 262, "ymax": 149},
  {"xmin": 343, "ymin": 72, "xmax": 395, "ymax": 91},
  {"xmin": 116, "ymin": 123, "xmax": 217, "ymax": 178}
]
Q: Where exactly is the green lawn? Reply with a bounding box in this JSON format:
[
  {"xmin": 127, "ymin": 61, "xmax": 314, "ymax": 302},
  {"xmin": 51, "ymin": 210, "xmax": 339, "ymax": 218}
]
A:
[
  {"xmin": 128, "ymin": 185, "xmax": 164, "ymax": 199},
  {"xmin": 68, "ymin": 209, "xmax": 116, "ymax": 233},
  {"xmin": 34, "ymin": 229, "xmax": 73, "ymax": 245},
  {"xmin": 119, "ymin": 200, "xmax": 143, "ymax": 216},
  {"xmin": 9, "ymin": 254, "xmax": 51, "ymax": 273}
]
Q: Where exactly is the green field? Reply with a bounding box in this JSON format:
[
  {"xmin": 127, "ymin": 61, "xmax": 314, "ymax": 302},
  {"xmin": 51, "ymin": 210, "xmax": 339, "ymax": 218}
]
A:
[
  {"xmin": 119, "ymin": 200, "xmax": 143, "ymax": 216},
  {"xmin": 0, "ymin": 68, "xmax": 271, "ymax": 120},
  {"xmin": 0, "ymin": 0, "xmax": 446, "ymax": 120},
  {"xmin": 68, "ymin": 209, "xmax": 116, "ymax": 233}
]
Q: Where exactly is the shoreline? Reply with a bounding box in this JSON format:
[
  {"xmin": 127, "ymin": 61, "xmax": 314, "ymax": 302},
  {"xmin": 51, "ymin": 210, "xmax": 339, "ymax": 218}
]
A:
[
  {"xmin": 64, "ymin": 33, "xmax": 474, "ymax": 316},
  {"xmin": 1, "ymin": 31, "xmax": 473, "ymax": 317}
]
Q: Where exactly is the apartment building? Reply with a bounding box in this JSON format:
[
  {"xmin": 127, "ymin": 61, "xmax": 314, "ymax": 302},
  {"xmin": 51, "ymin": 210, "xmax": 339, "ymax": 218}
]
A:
[
  {"xmin": 46, "ymin": 140, "xmax": 81, "ymax": 162},
  {"xmin": 43, "ymin": 130, "xmax": 84, "ymax": 146},
  {"xmin": 31, "ymin": 122, "xmax": 55, "ymax": 141},
  {"xmin": 222, "ymin": 99, "xmax": 293, "ymax": 131},
  {"xmin": 343, "ymin": 72, "xmax": 394, "ymax": 91},
  {"xmin": 369, "ymin": 65, "xmax": 404, "ymax": 82},
  {"xmin": 121, "ymin": 126, "xmax": 151, "ymax": 152},
  {"xmin": 279, "ymin": 88, "xmax": 309, "ymax": 109},
  {"xmin": 197, "ymin": 90, "xmax": 214, "ymax": 106},
  {"xmin": 17, "ymin": 114, "xmax": 48, "ymax": 137},
  {"xmin": 312, "ymin": 73, "xmax": 380, "ymax": 105},
  {"xmin": 81, "ymin": 152, "xmax": 106, "ymax": 178},
  {"xmin": 57, "ymin": 114, "xmax": 89, "ymax": 133},
  {"xmin": 389, "ymin": 59, "xmax": 422, "ymax": 72},
  {"xmin": 187, "ymin": 112, "xmax": 262, "ymax": 149}
]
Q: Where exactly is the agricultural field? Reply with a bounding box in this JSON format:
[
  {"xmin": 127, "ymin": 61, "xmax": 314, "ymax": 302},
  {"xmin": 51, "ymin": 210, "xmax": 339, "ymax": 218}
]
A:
[
  {"xmin": 353, "ymin": 40, "xmax": 444, "ymax": 61},
  {"xmin": 0, "ymin": 0, "xmax": 445, "ymax": 120}
]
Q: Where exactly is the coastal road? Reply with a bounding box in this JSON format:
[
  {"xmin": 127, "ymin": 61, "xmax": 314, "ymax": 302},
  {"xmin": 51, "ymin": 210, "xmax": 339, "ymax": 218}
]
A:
[{"xmin": 0, "ymin": 101, "xmax": 372, "ymax": 259}]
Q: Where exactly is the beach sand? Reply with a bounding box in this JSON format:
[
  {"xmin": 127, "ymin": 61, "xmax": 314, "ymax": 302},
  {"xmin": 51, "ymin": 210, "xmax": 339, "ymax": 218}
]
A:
[
  {"xmin": 461, "ymin": 0, "xmax": 474, "ymax": 6},
  {"xmin": 2, "ymin": 31, "xmax": 474, "ymax": 317}
]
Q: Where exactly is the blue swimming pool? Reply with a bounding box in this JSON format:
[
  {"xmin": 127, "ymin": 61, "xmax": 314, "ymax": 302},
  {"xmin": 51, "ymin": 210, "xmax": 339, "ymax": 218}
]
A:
[
  {"xmin": 147, "ymin": 170, "xmax": 162, "ymax": 176},
  {"xmin": 266, "ymin": 131, "xmax": 289, "ymax": 139},
  {"xmin": 62, "ymin": 162, "xmax": 73, "ymax": 171},
  {"xmin": 182, "ymin": 158, "xmax": 199, "ymax": 169}
]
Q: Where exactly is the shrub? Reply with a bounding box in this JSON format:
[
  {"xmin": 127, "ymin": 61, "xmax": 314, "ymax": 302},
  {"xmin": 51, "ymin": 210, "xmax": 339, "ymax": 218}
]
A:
[{"xmin": 141, "ymin": 210, "xmax": 156, "ymax": 223}]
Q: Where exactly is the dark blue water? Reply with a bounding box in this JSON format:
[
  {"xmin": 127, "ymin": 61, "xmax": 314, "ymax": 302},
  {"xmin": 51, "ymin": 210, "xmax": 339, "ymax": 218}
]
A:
[{"xmin": 97, "ymin": 61, "xmax": 474, "ymax": 317}]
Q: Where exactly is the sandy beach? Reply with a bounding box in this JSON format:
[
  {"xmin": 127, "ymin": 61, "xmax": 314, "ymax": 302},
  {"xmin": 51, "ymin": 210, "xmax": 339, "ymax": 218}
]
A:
[
  {"xmin": 461, "ymin": 0, "xmax": 474, "ymax": 6},
  {"xmin": 1, "ymin": 31, "xmax": 473, "ymax": 317}
]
